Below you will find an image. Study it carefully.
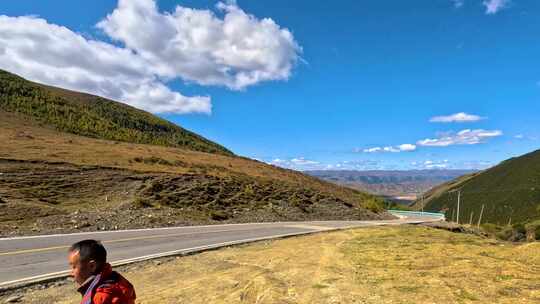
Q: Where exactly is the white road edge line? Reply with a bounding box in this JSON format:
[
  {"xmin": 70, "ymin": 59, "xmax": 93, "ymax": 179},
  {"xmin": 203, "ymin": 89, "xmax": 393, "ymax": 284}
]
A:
[
  {"xmin": 2, "ymin": 218, "xmax": 417, "ymax": 241},
  {"xmin": 0, "ymin": 218, "xmax": 442, "ymax": 291},
  {"xmin": 0, "ymin": 222, "xmax": 277, "ymax": 241},
  {"xmin": 0, "ymin": 227, "xmax": 334, "ymax": 289}
]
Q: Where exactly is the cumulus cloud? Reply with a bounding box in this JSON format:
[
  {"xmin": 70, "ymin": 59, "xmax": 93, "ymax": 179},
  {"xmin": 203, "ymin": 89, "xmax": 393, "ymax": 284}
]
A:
[
  {"xmin": 429, "ymin": 112, "xmax": 485, "ymax": 123},
  {"xmin": 409, "ymin": 160, "xmax": 450, "ymax": 169},
  {"xmin": 398, "ymin": 144, "xmax": 417, "ymax": 151},
  {"xmin": 417, "ymin": 129, "xmax": 503, "ymax": 147},
  {"xmin": 267, "ymin": 156, "xmax": 491, "ymax": 171},
  {"xmin": 0, "ymin": 0, "xmax": 301, "ymax": 114},
  {"xmin": 0, "ymin": 15, "xmax": 210, "ymax": 114},
  {"xmin": 483, "ymin": 0, "xmax": 511, "ymax": 14},
  {"xmin": 382, "ymin": 147, "xmax": 400, "ymax": 153},
  {"xmin": 97, "ymin": 0, "xmax": 301, "ymax": 90},
  {"xmin": 268, "ymin": 157, "xmax": 321, "ymax": 170},
  {"xmin": 362, "ymin": 147, "xmax": 382, "ymax": 153},
  {"xmin": 451, "ymin": 0, "xmax": 465, "ymax": 8},
  {"xmin": 362, "ymin": 144, "xmax": 416, "ymax": 153},
  {"xmin": 425, "ymin": 160, "xmax": 450, "ymax": 169},
  {"xmin": 266, "ymin": 157, "xmax": 382, "ymax": 171},
  {"xmin": 411, "ymin": 159, "xmax": 491, "ymax": 170},
  {"xmin": 513, "ymin": 134, "xmax": 538, "ymax": 141},
  {"xmin": 290, "ymin": 157, "xmax": 320, "ymax": 166}
]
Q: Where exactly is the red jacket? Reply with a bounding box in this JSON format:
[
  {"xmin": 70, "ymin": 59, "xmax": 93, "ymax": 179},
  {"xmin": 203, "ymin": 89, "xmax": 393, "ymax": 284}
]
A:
[{"xmin": 78, "ymin": 263, "xmax": 136, "ymax": 304}]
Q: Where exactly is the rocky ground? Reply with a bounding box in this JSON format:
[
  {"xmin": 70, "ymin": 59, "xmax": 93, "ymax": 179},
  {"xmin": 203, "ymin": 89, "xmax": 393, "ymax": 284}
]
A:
[{"xmin": 0, "ymin": 159, "xmax": 390, "ymax": 237}]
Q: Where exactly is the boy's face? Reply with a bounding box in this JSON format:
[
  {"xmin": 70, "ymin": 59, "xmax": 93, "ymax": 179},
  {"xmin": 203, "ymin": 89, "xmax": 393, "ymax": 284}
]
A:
[{"xmin": 68, "ymin": 250, "xmax": 97, "ymax": 285}]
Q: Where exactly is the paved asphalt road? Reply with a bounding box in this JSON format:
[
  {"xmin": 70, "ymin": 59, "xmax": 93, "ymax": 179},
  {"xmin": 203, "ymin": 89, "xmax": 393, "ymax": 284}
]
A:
[{"xmin": 0, "ymin": 214, "xmax": 440, "ymax": 290}]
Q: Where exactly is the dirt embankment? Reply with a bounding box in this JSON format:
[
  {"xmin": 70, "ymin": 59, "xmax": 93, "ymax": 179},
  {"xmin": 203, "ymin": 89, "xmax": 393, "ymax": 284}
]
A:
[
  {"xmin": 3, "ymin": 226, "xmax": 539, "ymax": 304},
  {"xmin": 0, "ymin": 159, "xmax": 388, "ymax": 236}
]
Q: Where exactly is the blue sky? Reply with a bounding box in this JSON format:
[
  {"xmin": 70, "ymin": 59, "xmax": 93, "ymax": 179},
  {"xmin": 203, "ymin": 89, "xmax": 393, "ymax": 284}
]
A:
[{"xmin": 1, "ymin": 0, "xmax": 539, "ymax": 170}]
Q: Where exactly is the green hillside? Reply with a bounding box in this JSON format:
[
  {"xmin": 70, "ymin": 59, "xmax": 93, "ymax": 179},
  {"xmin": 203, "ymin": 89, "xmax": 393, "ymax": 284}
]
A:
[
  {"xmin": 0, "ymin": 69, "xmax": 232, "ymax": 155},
  {"xmin": 416, "ymin": 149, "xmax": 540, "ymax": 225}
]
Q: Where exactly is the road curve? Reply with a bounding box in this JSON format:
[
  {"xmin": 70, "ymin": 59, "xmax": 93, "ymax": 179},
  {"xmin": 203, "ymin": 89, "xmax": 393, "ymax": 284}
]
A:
[{"xmin": 0, "ymin": 214, "xmax": 441, "ymax": 291}]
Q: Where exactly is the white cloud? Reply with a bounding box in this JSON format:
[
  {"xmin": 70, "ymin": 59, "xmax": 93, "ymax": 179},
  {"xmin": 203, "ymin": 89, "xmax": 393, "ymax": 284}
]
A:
[
  {"xmin": 363, "ymin": 147, "xmax": 383, "ymax": 153},
  {"xmin": 359, "ymin": 128, "xmax": 499, "ymax": 154},
  {"xmin": 97, "ymin": 0, "xmax": 301, "ymax": 90},
  {"xmin": 0, "ymin": 0, "xmax": 301, "ymax": 114},
  {"xmin": 419, "ymin": 160, "xmax": 449, "ymax": 169},
  {"xmin": 383, "ymin": 146, "xmax": 401, "ymax": 153},
  {"xmin": 0, "ymin": 15, "xmax": 210, "ymax": 115},
  {"xmin": 414, "ymin": 160, "xmax": 449, "ymax": 169},
  {"xmin": 513, "ymin": 134, "xmax": 538, "ymax": 141},
  {"xmin": 417, "ymin": 129, "xmax": 503, "ymax": 147},
  {"xmin": 267, "ymin": 157, "xmax": 382, "ymax": 171},
  {"xmin": 398, "ymin": 144, "xmax": 417, "ymax": 152},
  {"xmin": 268, "ymin": 157, "xmax": 321, "ymax": 170},
  {"xmin": 362, "ymin": 144, "xmax": 416, "ymax": 153},
  {"xmin": 427, "ymin": 164, "xmax": 449, "ymax": 169},
  {"xmin": 483, "ymin": 0, "xmax": 511, "ymax": 14},
  {"xmin": 290, "ymin": 157, "xmax": 320, "ymax": 165},
  {"xmin": 429, "ymin": 112, "xmax": 485, "ymax": 123},
  {"xmin": 452, "ymin": 0, "xmax": 465, "ymax": 8},
  {"xmin": 410, "ymin": 159, "xmax": 492, "ymax": 170},
  {"xmin": 266, "ymin": 156, "xmax": 492, "ymax": 171}
]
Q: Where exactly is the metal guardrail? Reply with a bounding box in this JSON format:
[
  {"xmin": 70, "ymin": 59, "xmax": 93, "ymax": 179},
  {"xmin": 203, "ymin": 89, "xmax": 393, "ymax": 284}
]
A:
[{"xmin": 388, "ymin": 210, "xmax": 446, "ymax": 220}]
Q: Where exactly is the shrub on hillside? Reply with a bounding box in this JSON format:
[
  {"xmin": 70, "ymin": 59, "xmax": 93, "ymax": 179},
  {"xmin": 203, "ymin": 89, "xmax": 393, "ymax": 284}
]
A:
[
  {"xmin": 133, "ymin": 157, "xmax": 174, "ymax": 166},
  {"xmin": 480, "ymin": 222, "xmax": 530, "ymax": 242},
  {"xmin": 362, "ymin": 198, "xmax": 385, "ymax": 213},
  {"xmin": 385, "ymin": 201, "xmax": 413, "ymax": 211},
  {"xmin": 525, "ymin": 220, "xmax": 540, "ymax": 241},
  {"xmin": 512, "ymin": 223, "xmax": 527, "ymax": 235},
  {"xmin": 480, "ymin": 223, "xmax": 498, "ymax": 235},
  {"xmin": 209, "ymin": 210, "xmax": 229, "ymax": 221},
  {"xmin": 495, "ymin": 226, "xmax": 515, "ymax": 241},
  {"xmin": 133, "ymin": 198, "xmax": 154, "ymax": 208}
]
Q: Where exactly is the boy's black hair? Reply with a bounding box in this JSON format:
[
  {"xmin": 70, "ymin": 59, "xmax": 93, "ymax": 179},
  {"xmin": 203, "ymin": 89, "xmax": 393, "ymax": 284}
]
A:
[{"xmin": 69, "ymin": 239, "xmax": 107, "ymax": 270}]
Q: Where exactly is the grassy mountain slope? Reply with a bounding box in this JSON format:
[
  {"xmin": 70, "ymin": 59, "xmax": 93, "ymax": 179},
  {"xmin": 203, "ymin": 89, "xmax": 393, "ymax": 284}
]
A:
[
  {"xmin": 0, "ymin": 79, "xmax": 390, "ymax": 236},
  {"xmin": 0, "ymin": 69, "xmax": 232, "ymax": 155},
  {"xmin": 413, "ymin": 150, "xmax": 540, "ymax": 225}
]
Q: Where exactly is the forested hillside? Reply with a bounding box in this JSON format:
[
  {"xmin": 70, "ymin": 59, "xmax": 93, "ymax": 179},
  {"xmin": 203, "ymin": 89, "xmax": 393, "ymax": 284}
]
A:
[
  {"xmin": 0, "ymin": 69, "xmax": 232, "ymax": 155},
  {"xmin": 415, "ymin": 149, "xmax": 540, "ymax": 225}
]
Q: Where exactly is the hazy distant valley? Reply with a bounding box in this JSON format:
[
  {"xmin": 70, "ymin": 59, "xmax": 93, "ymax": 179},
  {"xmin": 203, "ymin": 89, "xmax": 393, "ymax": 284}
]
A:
[{"xmin": 306, "ymin": 169, "xmax": 476, "ymax": 203}]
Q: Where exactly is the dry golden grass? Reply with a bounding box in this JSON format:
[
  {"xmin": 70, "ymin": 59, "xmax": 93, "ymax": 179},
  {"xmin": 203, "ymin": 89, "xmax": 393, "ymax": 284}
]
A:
[
  {"xmin": 0, "ymin": 110, "xmax": 281, "ymax": 178},
  {"xmin": 1, "ymin": 111, "xmax": 388, "ymax": 236},
  {"xmin": 0, "ymin": 110, "xmax": 369, "ymax": 204},
  {"xmin": 9, "ymin": 226, "xmax": 540, "ymax": 304}
]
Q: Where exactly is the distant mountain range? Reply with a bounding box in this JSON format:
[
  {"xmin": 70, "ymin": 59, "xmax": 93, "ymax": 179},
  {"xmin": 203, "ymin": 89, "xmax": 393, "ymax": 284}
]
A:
[
  {"xmin": 306, "ymin": 170, "xmax": 476, "ymax": 202},
  {"xmin": 412, "ymin": 149, "xmax": 540, "ymax": 225}
]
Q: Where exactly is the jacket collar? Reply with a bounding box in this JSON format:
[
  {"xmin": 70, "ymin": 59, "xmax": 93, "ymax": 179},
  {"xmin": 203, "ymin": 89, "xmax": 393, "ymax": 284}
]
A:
[
  {"xmin": 77, "ymin": 275, "xmax": 96, "ymax": 295},
  {"xmin": 76, "ymin": 263, "xmax": 113, "ymax": 295}
]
